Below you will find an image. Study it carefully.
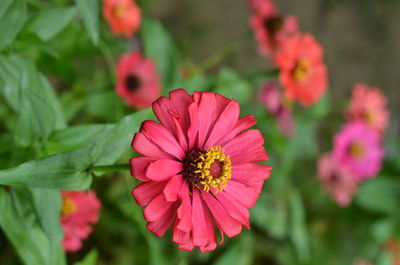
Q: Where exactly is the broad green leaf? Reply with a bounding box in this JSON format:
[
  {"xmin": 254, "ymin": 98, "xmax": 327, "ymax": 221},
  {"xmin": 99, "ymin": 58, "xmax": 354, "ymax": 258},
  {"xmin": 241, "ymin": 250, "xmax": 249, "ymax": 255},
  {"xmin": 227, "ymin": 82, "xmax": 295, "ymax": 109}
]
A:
[
  {"xmin": 141, "ymin": 17, "xmax": 181, "ymax": 91},
  {"xmin": 215, "ymin": 68, "xmax": 253, "ymax": 104},
  {"xmin": 86, "ymin": 90, "xmax": 123, "ymax": 122},
  {"xmin": 355, "ymin": 177, "xmax": 400, "ymax": 216},
  {"xmin": 29, "ymin": 7, "xmax": 77, "ymax": 42},
  {"xmin": 0, "ymin": 55, "xmax": 66, "ymax": 146},
  {"xmin": 0, "ymin": 110, "xmax": 151, "ymax": 189},
  {"xmin": 371, "ymin": 219, "xmax": 397, "ymax": 243},
  {"xmin": 47, "ymin": 124, "xmax": 112, "ymax": 154},
  {"xmin": 75, "ymin": 0, "xmax": 99, "ymax": 45},
  {"xmin": 289, "ymin": 190, "xmax": 310, "ymax": 263},
  {"xmin": 0, "ymin": 188, "xmax": 66, "ymax": 265},
  {"xmin": 0, "ymin": 0, "xmax": 28, "ymax": 50},
  {"xmin": 74, "ymin": 249, "xmax": 98, "ymax": 265}
]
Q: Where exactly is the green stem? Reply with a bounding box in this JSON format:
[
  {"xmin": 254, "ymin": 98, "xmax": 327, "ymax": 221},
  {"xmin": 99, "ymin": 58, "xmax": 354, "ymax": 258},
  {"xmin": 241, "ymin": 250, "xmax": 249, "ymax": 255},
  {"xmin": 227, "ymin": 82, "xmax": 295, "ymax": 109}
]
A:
[
  {"xmin": 98, "ymin": 39, "xmax": 116, "ymax": 81},
  {"xmin": 89, "ymin": 164, "xmax": 130, "ymax": 173}
]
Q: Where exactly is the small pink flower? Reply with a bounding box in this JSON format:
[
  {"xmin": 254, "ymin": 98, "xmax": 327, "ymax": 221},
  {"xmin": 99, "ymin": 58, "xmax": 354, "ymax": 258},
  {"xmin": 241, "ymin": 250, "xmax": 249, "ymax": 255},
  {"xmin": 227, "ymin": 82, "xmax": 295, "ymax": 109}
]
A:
[
  {"xmin": 274, "ymin": 33, "xmax": 328, "ymax": 106},
  {"xmin": 61, "ymin": 191, "xmax": 101, "ymax": 252},
  {"xmin": 347, "ymin": 83, "xmax": 389, "ymax": 133},
  {"xmin": 333, "ymin": 122, "xmax": 383, "ymax": 180},
  {"xmin": 317, "ymin": 153, "xmax": 359, "ymax": 207},
  {"xmin": 116, "ymin": 51, "xmax": 161, "ymax": 109},
  {"xmin": 258, "ymin": 82, "xmax": 294, "ymax": 137},
  {"xmin": 102, "ymin": 0, "xmax": 141, "ymax": 37},
  {"xmin": 130, "ymin": 89, "xmax": 272, "ymax": 252},
  {"xmin": 249, "ymin": 0, "xmax": 299, "ymax": 55}
]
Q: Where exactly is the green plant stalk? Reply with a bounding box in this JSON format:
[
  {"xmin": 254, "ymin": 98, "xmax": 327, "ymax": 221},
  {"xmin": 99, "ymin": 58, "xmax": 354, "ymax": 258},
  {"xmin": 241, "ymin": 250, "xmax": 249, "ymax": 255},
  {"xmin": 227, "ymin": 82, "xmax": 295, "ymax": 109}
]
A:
[{"xmin": 90, "ymin": 163, "xmax": 130, "ymax": 172}]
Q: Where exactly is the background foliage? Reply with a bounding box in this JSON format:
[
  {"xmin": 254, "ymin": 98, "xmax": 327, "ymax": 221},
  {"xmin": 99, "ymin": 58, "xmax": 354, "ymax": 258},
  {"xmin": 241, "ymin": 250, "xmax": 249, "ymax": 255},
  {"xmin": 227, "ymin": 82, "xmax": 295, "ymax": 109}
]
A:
[{"xmin": 0, "ymin": 0, "xmax": 399, "ymax": 265}]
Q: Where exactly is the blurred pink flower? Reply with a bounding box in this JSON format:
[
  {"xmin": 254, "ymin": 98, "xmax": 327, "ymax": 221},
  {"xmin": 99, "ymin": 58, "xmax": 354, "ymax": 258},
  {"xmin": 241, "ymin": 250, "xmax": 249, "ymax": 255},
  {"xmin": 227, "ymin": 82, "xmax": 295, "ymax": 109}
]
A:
[
  {"xmin": 347, "ymin": 83, "xmax": 389, "ymax": 133},
  {"xmin": 102, "ymin": 0, "xmax": 141, "ymax": 37},
  {"xmin": 258, "ymin": 82, "xmax": 294, "ymax": 137},
  {"xmin": 249, "ymin": 0, "xmax": 299, "ymax": 55},
  {"xmin": 61, "ymin": 191, "xmax": 101, "ymax": 252},
  {"xmin": 116, "ymin": 51, "xmax": 161, "ymax": 109},
  {"xmin": 274, "ymin": 34, "xmax": 328, "ymax": 106},
  {"xmin": 333, "ymin": 122, "xmax": 383, "ymax": 180},
  {"xmin": 130, "ymin": 89, "xmax": 271, "ymax": 252},
  {"xmin": 317, "ymin": 153, "xmax": 359, "ymax": 207}
]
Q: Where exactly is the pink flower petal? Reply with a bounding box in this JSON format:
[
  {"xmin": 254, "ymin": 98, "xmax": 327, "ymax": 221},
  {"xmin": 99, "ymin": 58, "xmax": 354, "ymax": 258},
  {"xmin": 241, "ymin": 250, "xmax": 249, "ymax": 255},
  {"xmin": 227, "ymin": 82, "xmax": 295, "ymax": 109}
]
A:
[
  {"xmin": 204, "ymin": 100, "xmax": 240, "ymax": 149},
  {"xmin": 169, "ymin": 89, "xmax": 192, "ymax": 132},
  {"xmin": 143, "ymin": 193, "xmax": 174, "ymax": 222},
  {"xmin": 187, "ymin": 102, "xmax": 199, "ymax": 150},
  {"xmin": 163, "ymin": 174, "xmax": 184, "ymax": 202},
  {"xmin": 216, "ymin": 191, "xmax": 250, "ymax": 228},
  {"xmin": 176, "ymin": 182, "xmax": 192, "ymax": 232},
  {"xmin": 199, "ymin": 207, "xmax": 218, "ymax": 253},
  {"xmin": 152, "ymin": 96, "xmax": 177, "ymax": 135},
  {"xmin": 195, "ymin": 92, "xmax": 217, "ymax": 148},
  {"xmin": 224, "ymin": 180, "xmax": 260, "ymax": 208},
  {"xmin": 216, "ymin": 115, "xmax": 257, "ymax": 146},
  {"xmin": 179, "ymin": 241, "xmax": 194, "ymax": 251},
  {"xmin": 146, "ymin": 203, "xmax": 177, "ymax": 237},
  {"xmin": 202, "ymin": 192, "xmax": 242, "ymax": 238},
  {"xmin": 231, "ymin": 145, "xmax": 269, "ymax": 164},
  {"xmin": 146, "ymin": 159, "xmax": 183, "ymax": 181},
  {"xmin": 132, "ymin": 181, "xmax": 166, "ymax": 206},
  {"xmin": 130, "ymin": 157, "xmax": 155, "ymax": 181},
  {"xmin": 132, "ymin": 132, "xmax": 174, "ymax": 159},
  {"xmin": 141, "ymin": 121, "xmax": 185, "ymax": 160},
  {"xmin": 172, "ymin": 222, "xmax": 191, "ymax": 244},
  {"xmin": 223, "ymin": 129, "xmax": 265, "ymax": 157},
  {"xmin": 232, "ymin": 163, "xmax": 272, "ymax": 184},
  {"xmin": 191, "ymin": 189, "xmax": 208, "ymax": 247}
]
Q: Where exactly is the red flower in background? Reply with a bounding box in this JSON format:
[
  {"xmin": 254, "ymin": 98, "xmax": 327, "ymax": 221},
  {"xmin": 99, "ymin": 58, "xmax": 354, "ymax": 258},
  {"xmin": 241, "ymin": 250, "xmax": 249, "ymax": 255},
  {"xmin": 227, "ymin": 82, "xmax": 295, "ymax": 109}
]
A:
[
  {"xmin": 130, "ymin": 89, "xmax": 271, "ymax": 252},
  {"xmin": 116, "ymin": 51, "xmax": 161, "ymax": 108},
  {"xmin": 103, "ymin": 0, "xmax": 141, "ymax": 37},
  {"xmin": 274, "ymin": 33, "xmax": 328, "ymax": 106},
  {"xmin": 61, "ymin": 191, "xmax": 101, "ymax": 252},
  {"xmin": 347, "ymin": 83, "xmax": 389, "ymax": 134},
  {"xmin": 249, "ymin": 0, "xmax": 299, "ymax": 55},
  {"xmin": 317, "ymin": 153, "xmax": 359, "ymax": 207}
]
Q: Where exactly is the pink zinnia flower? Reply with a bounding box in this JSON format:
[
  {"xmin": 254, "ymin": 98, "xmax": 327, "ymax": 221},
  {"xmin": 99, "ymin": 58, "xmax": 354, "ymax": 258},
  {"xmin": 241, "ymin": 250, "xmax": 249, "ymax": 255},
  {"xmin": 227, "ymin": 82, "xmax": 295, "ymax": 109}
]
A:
[
  {"xmin": 274, "ymin": 33, "xmax": 328, "ymax": 106},
  {"xmin": 249, "ymin": 0, "xmax": 299, "ymax": 55},
  {"xmin": 333, "ymin": 122, "xmax": 384, "ymax": 180},
  {"xmin": 61, "ymin": 191, "xmax": 101, "ymax": 252},
  {"xmin": 130, "ymin": 89, "xmax": 271, "ymax": 252},
  {"xmin": 258, "ymin": 82, "xmax": 294, "ymax": 137},
  {"xmin": 102, "ymin": 0, "xmax": 141, "ymax": 37},
  {"xmin": 347, "ymin": 83, "xmax": 389, "ymax": 133},
  {"xmin": 317, "ymin": 153, "xmax": 359, "ymax": 207},
  {"xmin": 116, "ymin": 51, "xmax": 161, "ymax": 109}
]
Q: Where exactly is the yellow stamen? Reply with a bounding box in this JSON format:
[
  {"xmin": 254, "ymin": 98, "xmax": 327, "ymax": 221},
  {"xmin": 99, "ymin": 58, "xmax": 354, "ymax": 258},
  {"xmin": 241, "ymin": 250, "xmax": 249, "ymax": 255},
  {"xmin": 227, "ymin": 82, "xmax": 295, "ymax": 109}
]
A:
[
  {"xmin": 193, "ymin": 146, "xmax": 232, "ymax": 193},
  {"xmin": 292, "ymin": 58, "xmax": 312, "ymax": 82},
  {"xmin": 113, "ymin": 4, "xmax": 125, "ymax": 18},
  {"xmin": 349, "ymin": 141, "xmax": 365, "ymax": 159},
  {"xmin": 61, "ymin": 198, "xmax": 77, "ymax": 218}
]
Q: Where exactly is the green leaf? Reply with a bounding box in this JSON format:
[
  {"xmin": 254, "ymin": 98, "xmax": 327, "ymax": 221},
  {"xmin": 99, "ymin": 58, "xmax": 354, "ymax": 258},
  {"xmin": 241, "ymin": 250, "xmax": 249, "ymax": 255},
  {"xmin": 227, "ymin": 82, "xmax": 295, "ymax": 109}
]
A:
[
  {"xmin": 0, "ymin": 55, "xmax": 66, "ymax": 146},
  {"xmin": 0, "ymin": 0, "xmax": 28, "ymax": 50},
  {"xmin": 0, "ymin": 188, "xmax": 66, "ymax": 265},
  {"xmin": 29, "ymin": 7, "xmax": 77, "ymax": 42},
  {"xmin": 74, "ymin": 249, "xmax": 98, "ymax": 265},
  {"xmin": 215, "ymin": 68, "xmax": 253, "ymax": 104},
  {"xmin": 0, "ymin": 110, "xmax": 151, "ymax": 189},
  {"xmin": 289, "ymin": 190, "xmax": 310, "ymax": 263},
  {"xmin": 141, "ymin": 17, "xmax": 181, "ymax": 91},
  {"xmin": 355, "ymin": 177, "xmax": 400, "ymax": 217},
  {"xmin": 75, "ymin": 0, "xmax": 99, "ymax": 45}
]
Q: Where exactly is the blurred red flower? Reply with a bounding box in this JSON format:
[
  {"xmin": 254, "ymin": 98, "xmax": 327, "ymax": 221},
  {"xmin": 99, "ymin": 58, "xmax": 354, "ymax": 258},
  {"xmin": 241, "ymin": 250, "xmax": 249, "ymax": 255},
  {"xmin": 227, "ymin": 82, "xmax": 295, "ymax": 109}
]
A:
[
  {"xmin": 116, "ymin": 51, "xmax": 161, "ymax": 108},
  {"xmin": 347, "ymin": 83, "xmax": 389, "ymax": 134},
  {"xmin": 61, "ymin": 191, "xmax": 101, "ymax": 252},
  {"xmin": 130, "ymin": 89, "xmax": 271, "ymax": 252},
  {"xmin": 249, "ymin": 0, "xmax": 299, "ymax": 55},
  {"xmin": 274, "ymin": 33, "xmax": 328, "ymax": 106},
  {"xmin": 317, "ymin": 153, "xmax": 359, "ymax": 207},
  {"xmin": 102, "ymin": 0, "xmax": 141, "ymax": 37}
]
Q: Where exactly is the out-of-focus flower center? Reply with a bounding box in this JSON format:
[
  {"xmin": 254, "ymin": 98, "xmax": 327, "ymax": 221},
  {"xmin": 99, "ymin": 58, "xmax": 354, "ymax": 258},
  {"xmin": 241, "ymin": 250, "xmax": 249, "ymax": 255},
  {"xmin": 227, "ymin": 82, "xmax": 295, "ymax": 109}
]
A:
[
  {"xmin": 125, "ymin": 74, "xmax": 141, "ymax": 92},
  {"xmin": 61, "ymin": 198, "xmax": 77, "ymax": 218},
  {"xmin": 113, "ymin": 4, "xmax": 125, "ymax": 18},
  {"xmin": 182, "ymin": 146, "xmax": 232, "ymax": 193},
  {"xmin": 292, "ymin": 58, "xmax": 312, "ymax": 82},
  {"xmin": 349, "ymin": 141, "xmax": 365, "ymax": 159},
  {"xmin": 264, "ymin": 15, "xmax": 284, "ymax": 36},
  {"xmin": 364, "ymin": 110, "xmax": 376, "ymax": 126}
]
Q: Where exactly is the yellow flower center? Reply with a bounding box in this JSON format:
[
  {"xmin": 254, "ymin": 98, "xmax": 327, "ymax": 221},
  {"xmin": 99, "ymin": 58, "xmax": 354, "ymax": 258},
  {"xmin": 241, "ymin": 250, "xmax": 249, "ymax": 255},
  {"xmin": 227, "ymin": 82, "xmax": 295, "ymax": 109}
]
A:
[
  {"xmin": 349, "ymin": 141, "xmax": 365, "ymax": 159},
  {"xmin": 364, "ymin": 110, "xmax": 376, "ymax": 126},
  {"xmin": 113, "ymin": 4, "xmax": 125, "ymax": 18},
  {"xmin": 292, "ymin": 58, "xmax": 312, "ymax": 82},
  {"xmin": 61, "ymin": 198, "xmax": 77, "ymax": 218},
  {"xmin": 183, "ymin": 146, "xmax": 232, "ymax": 193}
]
